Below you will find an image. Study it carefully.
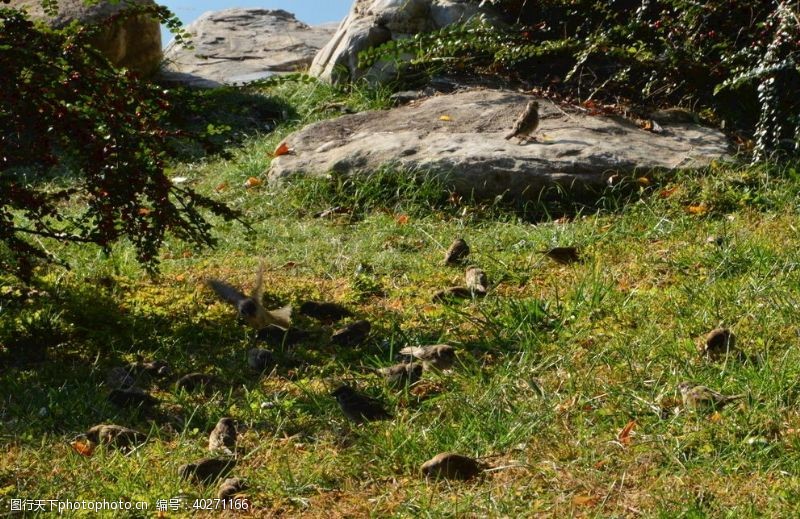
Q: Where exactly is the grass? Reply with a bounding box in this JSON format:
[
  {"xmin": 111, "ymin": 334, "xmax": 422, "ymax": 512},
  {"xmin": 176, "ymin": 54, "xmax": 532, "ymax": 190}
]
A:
[{"xmin": 3, "ymin": 78, "xmax": 800, "ymax": 517}]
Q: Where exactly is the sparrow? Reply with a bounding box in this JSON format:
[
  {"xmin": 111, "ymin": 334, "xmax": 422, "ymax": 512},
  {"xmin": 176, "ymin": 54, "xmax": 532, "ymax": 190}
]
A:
[
  {"xmin": 247, "ymin": 348, "xmax": 276, "ymax": 372},
  {"xmin": 505, "ymin": 101, "xmax": 540, "ymax": 143},
  {"xmin": 540, "ymin": 246, "xmax": 581, "ymax": 265},
  {"xmin": 106, "ymin": 367, "xmax": 137, "ymax": 390},
  {"xmin": 331, "ymin": 384, "xmax": 392, "ymax": 423},
  {"xmin": 678, "ymin": 382, "xmax": 744, "ymax": 411},
  {"xmin": 700, "ymin": 328, "xmax": 740, "ymax": 360},
  {"xmin": 218, "ymin": 477, "xmax": 248, "ymax": 500},
  {"xmin": 175, "ymin": 373, "xmax": 218, "ymax": 393},
  {"xmin": 399, "ymin": 344, "xmax": 456, "ymax": 370},
  {"xmin": 108, "ymin": 387, "xmax": 159, "ymax": 409},
  {"xmin": 84, "ymin": 424, "xmax": 146, "ymax": 450},
  {"xmin": 432, "ymin": 286, "xmax": 472, "ymax": 302},
  {"xmin": 208, "ymin": 417, "xmax": 237, "ymax": 455},
  {"xmin": 299, "ymin": 301, "xmax": 353, "ymax": 323},
  {"xmin": 421, "ymin": 452, "xmax": 484, "ymax": 480},
  {"xmin": 107, "ymin": 358, "xmax": 172, "ymax": 389},
  {"xmin": 179, "ymin": 457, "xmax": 236, "ymax": 484},
  {"xmin": 256, "ymin": 325, "xmax": 313, "ymax": 347},
  {"xmin": 207, "ymin": 263, "xmax": 292, "ymax": 330},
  {"xmin": 331, "ymin": 320, "xmax": 371, "ymax": 347},
  {"xmin": 465, "ymin": 266, "xmax": 488, "ymax": 295},
  {"xmin": 444, "ymin": 238, "xmax": 470, "ymax": 265},
  {"xmin": 377, "ymin": 362, "xmax": 423, "ymax": 388}
]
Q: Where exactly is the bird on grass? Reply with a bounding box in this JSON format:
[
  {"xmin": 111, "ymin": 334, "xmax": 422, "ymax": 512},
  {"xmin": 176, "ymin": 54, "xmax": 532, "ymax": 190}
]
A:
[
  {"xmin": 399, "ymin": 344, "xmax": 456, "ymax": 370},
  {"xmin": 247, "ymin": 348, "xmax": 276, "ymax": 372},
  {"xmin": 331, "ymin": 384, "xmax": 392, "ymax": 423},
  {"xmin": 421, "ymin": 452, "xmax": 485, "ymax": 480},
  {"xmin": 376, "ymin": 362, "xmax": 423, "ymax": 388},
  {"xmin": 678, "ymin": 382, "xmax": 744, "ymax": 411},
  {"xmin": 540, "ymin": 246, "xmax": 581, "ymax": 265},
  {"xmin": 84, "ymin": 424, "xmax": 146, "ymax": 451},
  {"xmin": 505, "ymin": 101, "xmax": 540, "ymax": 143},
  {"xmin": 207, "ymin": 263, "xmax": 292, "ymax": 330},
  {"xmin": 331, "ymin": 320, "xmax": 371, "ymax": 347},
  {"xmin": 444, "ymin": 238, "xmax": 470, "ymax": 265},
  {"xmin": 208, "ymin": 417, "xmax": 237, "ymax": 455},
  {"xmin": 700, "ymin": 328, "xmax": 741, "ymax": 360},
  {"xmin": 465, "ymin": 266, "xmax": 488, "ymax": 295},
  {"xmin": 218, "ymin": 478, "xmax": 248, "ymax": 500},
  {"xmin": 299, "ymin": 301, "xmax": 353, "ymax": 323},
  {"xmin": 179, "ymin": 457, "xmax": 236, "ymax": 484}
]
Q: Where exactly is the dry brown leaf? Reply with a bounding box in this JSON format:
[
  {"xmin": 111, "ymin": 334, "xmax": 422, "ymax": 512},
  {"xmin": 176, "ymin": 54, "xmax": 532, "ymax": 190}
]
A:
[
  {"xmin": 709, "ymin": 411, "xmax": 723, "ymax": 423},
  {"xmin": 687, "ymin": 204, "xmax": 708, "ymax": 215},
  {"xmin": 70, "ymin": 440, "xmax": 94, "ymax": 457},
  {"xmin": 618, "ymin": 419, "xmax": 636, "ymax": 446},
  {"xmin": 395, "ymin": 214, "xmax": 409, "ymax": 225},
  {"xmin": 636, "ymin": 176, "xmax": 651, "ymax": 186},
  {"xmin": 244, "ymin": 176, "xmax": 262, "ymax": 188},
  {"xmin": 215, "ymin": 182, "xmax": 228, "ymax": 192},
  {"xmin": 137, "ymin": 207, "xmax": 151, "ymax": 216},
  {"xmin": 659, "ymin": 186, "xmax": 679, "ymax": 198},
  {"xmin": 272, "ymin": 142, "xmax": 290, "ymax": 157},
  {"xmin": 572, "ymin": 494, "xmax": 599, "ymax": 507}
]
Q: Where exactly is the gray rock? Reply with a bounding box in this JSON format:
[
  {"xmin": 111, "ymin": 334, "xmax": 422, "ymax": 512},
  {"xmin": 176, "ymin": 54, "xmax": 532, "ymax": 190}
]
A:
[
  {"xmin": 161, "ymin": 9, "xmax": 336, "ymax": 88},
  {"xmin": 9, "ymin": 0, "xmax": 162, "ymax": 75},
  {"xmin": 269, "ymin": 89, "xmax": 732, "ymax": 200},
  {"xmin": 309, "ymin": 0, "xmax": 487, "ymax": 84}
]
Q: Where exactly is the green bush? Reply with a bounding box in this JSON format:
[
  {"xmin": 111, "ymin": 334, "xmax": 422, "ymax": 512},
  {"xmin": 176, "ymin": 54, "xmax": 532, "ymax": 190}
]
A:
[{"xmin": 0, "ymin": 7, "xmax": 238, "ymax": 278}]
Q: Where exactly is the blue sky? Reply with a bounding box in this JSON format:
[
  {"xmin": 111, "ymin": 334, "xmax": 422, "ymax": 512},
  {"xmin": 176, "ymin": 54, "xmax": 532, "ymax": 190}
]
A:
[{"xmin": 161, "ymin": 0, "xmax": 351, "ymax": 45}]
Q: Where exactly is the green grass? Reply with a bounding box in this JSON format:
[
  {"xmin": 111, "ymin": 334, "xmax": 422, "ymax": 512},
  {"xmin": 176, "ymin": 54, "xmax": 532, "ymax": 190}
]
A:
[{"xmin": 3, "ymin": 79, "xmax": 800, "ymax": 517}]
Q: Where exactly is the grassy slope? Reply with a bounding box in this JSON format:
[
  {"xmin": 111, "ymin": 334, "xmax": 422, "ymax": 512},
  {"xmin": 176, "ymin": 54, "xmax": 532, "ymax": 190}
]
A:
[{"xmin": 3, "ymin": 81, "xmax": 800, "ymax": 517}]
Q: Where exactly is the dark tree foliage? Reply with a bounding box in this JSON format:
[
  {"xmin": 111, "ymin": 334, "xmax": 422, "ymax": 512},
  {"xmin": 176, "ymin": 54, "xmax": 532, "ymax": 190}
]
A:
[
  {"xmin": 0, "ymin": 8, "xmax": 239, "ymax": 278},
  {"xmin": 362, "ymin": 0, "xmax": 800, "ymax": 159}
]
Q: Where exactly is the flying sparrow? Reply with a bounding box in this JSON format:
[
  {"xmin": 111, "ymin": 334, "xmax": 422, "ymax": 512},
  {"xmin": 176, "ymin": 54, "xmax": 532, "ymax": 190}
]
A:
[
  {"xmin": 678, "ymin": 381, "xmax": 744, "ymax": 411},
  {"xmin": 331, "ymin": 320, "xmax": 371, "ymax": 347},
  {"xmin": 84, "ymin": 424, "xmax": 145, "ymax": 450},
  {"xmin": 444, "ymin": 238, "xmax": 470, "ymax": 265},
  {"xmin": 247, "ymin": 348, "xmax": 276, "ymax": 372},
  {"xmin": 208, "ymin": 417, "xmax": 237, "ymax": 455},
  {"xmin": 218, "ymin": 477, "xmax": 248, "ymax": 500},
  {"xmin": 377, "ymin": 362, "xmax": 423, "ymax": 388},
  {"xmin": 399, "ymin": 344, "xmax": 456, "ymax": 370},
  {"xmin": 540, "ymin": 246, "xmax": 581, "ymax": 265},
  {"xmin": 505, "ymin": 101, "xmax": 540, "ymax": 143},
  {"xmin": 465, "ymin": 266, "xmax": 488, "ymax": 295},
  {"xmin": 179, "ymin": 457, "xmax": 236, "ymax": 484},
  {"xmin": 700, "ymin": 328, "xmax": 740, "ymax": 360},
  {"xmin": 421, "ymin": 452, "xmax": 484, "ymax": 480},
  {"xmin": 331, "ymin": 384, "xmax": 392, "ymax": 423},
  {"xmin": 207, "ymin": 263, "xmax": 292, "ymax": 330},
  {"xmin": 299, "ymin": 301, "xmax": 353, "ymax": 323}
]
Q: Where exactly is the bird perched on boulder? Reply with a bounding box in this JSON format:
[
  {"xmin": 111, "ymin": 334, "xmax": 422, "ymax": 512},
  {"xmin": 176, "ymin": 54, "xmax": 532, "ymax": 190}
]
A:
[
  {"xmin": 331, "ymin": 384, "xmax": 392, "ymax": 423},
  {"xmin": 207, "ymin": 263, "xmax": 292, "ymax": 330},
  {"xmin": 505, "ymin": 101, "xmax": 540, "ymax": 143}
]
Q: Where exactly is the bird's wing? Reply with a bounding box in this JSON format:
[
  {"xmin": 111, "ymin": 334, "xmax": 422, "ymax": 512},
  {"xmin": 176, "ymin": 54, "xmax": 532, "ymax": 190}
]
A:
[
  {"xmin": 260, "ymin": 304, "xmax": 292, "ymax": 330},
  {"xmin": 207, "ymin": 279, "xmax": 248, "ymax": 306}
]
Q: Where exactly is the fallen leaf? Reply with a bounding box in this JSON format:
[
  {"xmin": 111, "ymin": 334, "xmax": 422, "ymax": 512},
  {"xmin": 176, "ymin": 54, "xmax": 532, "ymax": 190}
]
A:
[
  {"xmin": 244, "ymin": 176, "xmax": 262, "ymax": 188},
  {"xmin": 70, "ymin": 440, "xmax": 94, "ymax": 457},
  {"xmin": 272, "ymin": 142, "xmax": 290, "ymax": 157},
  {"xmin": 215, "ymin": 182, "xmax": 228, "ymax": 192},
  {"xmin": 709, "ymin": 411, "xmax": 723, "ymax": 423},
  {"xmin": 618, "ymin": 420, "xmax": 636, "ymax": 446},
  {"xmin": 175, "ymin": 274, "xmax": 185, "ymax": 282},
  {"xmin": 636, "ymin": 177, "xmax": 651, "ymax": 186},
  {"xmin": 395, "ymin": 214, "xmax": 409, "ymax": 225},
  {"xmin": 439, "ymin": 115, "xmax": 452, "ymax": 121},
  {"xmin": 572, "ymin": 494, "xmax": 599, "ymax": 507},
  {"xmin": 686, "ymin": 204, "xmax": 708, "ymax": 215},
  {"xmin": 137, "ymin": 207, "xmax": 151, "ymax": 216},
  {"xmin": 659, "ymin": 186, "xmax": 678, "ymax": 198}
]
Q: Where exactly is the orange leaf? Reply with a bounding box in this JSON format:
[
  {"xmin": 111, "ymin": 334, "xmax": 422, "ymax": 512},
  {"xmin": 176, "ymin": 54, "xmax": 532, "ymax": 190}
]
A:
[
  {"xmin": 244, "ymin": 176, "xmax": 262, "ymax": 188},
  {"xmin": 636, "ymin": 177, "xmax": 651, "ymax": 186},
  {"xmin": 70, "ymin": 440, "xmax": 94, "ymax": 457},
  {"xmin": 572, "ymin": 494, "xmax": 599, "ymax": 507},
  {"xmin": 215, "ymin": 182, "xmax": 228, "ymax": 192},
  {"xmin": 272, "ymin": 142, "xmax": 290, "ymax": 157},
  {"xmin": 395, "ymin": 214, "xmax": 409, "ymax": 225},
  {"xmin": 175, "ymin": 274, "xmax": 185, "ymax": 282},
  {"xmin": 439, "ymin": 115, "xmax": 452, "ymax": 121},
  {"xmin": 709, "ymin": 411, "xmax": 723, "ymax": 423},
  {"xmin": 686, "ymin": 204, "xmax": 708, "ymax": 215},
  {"xmin": 618, "ymin": 419, "xmax": 636, "ymax": 446},
  {"xmin": 137, "ymin": 207, "xmax": 151, "ymax": 216},
  {"xmin": 659, "ymin": 186, "xmax": 678, "ymax": 198}
]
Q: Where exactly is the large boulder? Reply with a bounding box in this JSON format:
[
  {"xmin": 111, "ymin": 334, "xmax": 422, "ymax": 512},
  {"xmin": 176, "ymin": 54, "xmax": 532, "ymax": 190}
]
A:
[
  {"xmin": 9, "ymin": 0, "xmax": 162, "ymax": 76},
  {"xmin": 161, "ymin": 9, "xmax": 337, "ymax": 88},
  {"xmin": 309, "ymin": 0, "xmax": 488, "ymax": 84},
  {"xmin": 269, "ymin": 89, "xmax": 733, "ymax": 200}
]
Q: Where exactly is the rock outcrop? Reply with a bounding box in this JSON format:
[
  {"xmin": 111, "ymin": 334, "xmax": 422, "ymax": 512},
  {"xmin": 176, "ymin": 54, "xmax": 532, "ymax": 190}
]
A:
[
  {"xmin": 10, "ymin": 0, "xmax": 162, "ymax": 76},
  {"xmin": 309, "ymin": 0, "xmax": 488, "ymax": 84},
  {"xmin": 269, "ymin": 89, "xmax": 732, "ymax": 200},
  {"xmin": 161, "ymin": 9, "xmax": 337, "ymax": 88}
]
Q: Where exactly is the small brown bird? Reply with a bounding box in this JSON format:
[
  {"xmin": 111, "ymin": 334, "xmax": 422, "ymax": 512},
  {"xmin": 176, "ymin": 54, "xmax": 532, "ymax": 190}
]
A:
[
  {"xmin": 331, "ymin": 384, "xmax": 392, "ymax": 423},
  {"xmin": 179, "ymin": 457, "xmax": 236, "ymax": 484},
  {"xmin": 108, "ymin": 387, "xmax": 159, "ymax": 409},
  {"xmin": 207, "ymin": 263, "xmax": 292, "ymax": 330},
  {"xmin": 678, "ymin": 382, "xmax": 744, "ymax": 411},
  {"xmin": 377, "ymin": 362, "xmax": 423, "ymax": 388},
  {"xmin": 431, "ymin": 286, "xmax": 472, "ymax": 302},
  {"xmin": 256, "ymin": 325, "xmax": 312, "ymax": 346},
  {"xmin": 505, "ymin": 101, "xmax": 540, "ymax": 143},
  {"xmin": 106, "ymin": 367, "xmax": 137, "ymax": 390},
  {"xmin": 218, "ymin": 477, "xmax": 248, "ymax": 500},
  {"xmin": 700, "ymin": 328, "xmax": 739, "ymax": 360},
  {"xmin": 299, "ymin": 301, "xmax": 353, "ymax": 323},
  {"xmin": 247, "ymin": 348, "xmax": 276, "ymax": 372},
  {"xmin": 444, "ymin": 238, "xmax": 470, "ymax": 265},
  {"xmin": 540, "ymin": 246, "xmax": 581, "ymax": 265},
  {"xmin": 175, "ymin": 373, "xmax": 218, "ymax": 393},
  {"xmin": 208, "ymin": 417, "xmax": 237, "ymax": 455},
  {"xmin": 399, "ymin": 344, "xmax": 456, "ymax": 370},
  {"xmin": 421, "ymin": 452, "xmax": 484, "ymax": 480},
  {"xmin": 465, "ymin": 266, "xmax": 488, "ymax": 295},
  {"xmin": 85, "ymin": 424, "xmax": 145, "ymax": 450},
  {"xmin": 331, "ymin": 320, "xmax": 371, "ymax": 347}
]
